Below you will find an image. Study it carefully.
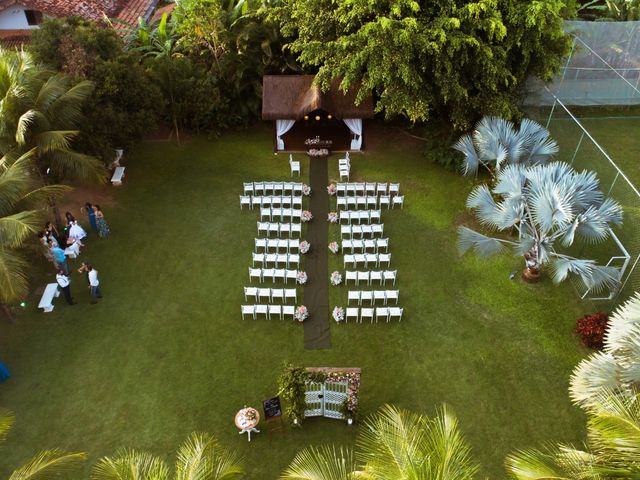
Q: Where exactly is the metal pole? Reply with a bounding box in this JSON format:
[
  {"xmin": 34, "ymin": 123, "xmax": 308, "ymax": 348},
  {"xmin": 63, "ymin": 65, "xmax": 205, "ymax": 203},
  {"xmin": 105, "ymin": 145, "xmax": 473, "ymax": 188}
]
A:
[{"xmin": 570, "ymin": 131, "xmax": 584, "ymax": 165}]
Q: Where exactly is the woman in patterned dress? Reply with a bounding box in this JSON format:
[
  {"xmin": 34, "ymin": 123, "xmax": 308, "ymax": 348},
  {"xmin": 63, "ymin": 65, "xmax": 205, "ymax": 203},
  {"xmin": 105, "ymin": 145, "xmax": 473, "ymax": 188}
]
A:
[{"xmin": 95, "ymin": 205, "xmax": 110, "ymax": 238}]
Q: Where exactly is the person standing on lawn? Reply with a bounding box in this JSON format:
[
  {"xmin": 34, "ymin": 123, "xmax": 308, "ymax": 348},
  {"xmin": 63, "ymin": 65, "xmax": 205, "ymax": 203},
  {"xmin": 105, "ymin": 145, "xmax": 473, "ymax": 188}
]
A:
[
  {"xmin": 82, "ymin": 202, "xmax": 97, "ymax": 232},
  {"xmin": 94, "ymin": 205, "xmax": 110, "ymax": 238},
  {"xmin": 49, "ymin": 240, "xmax": 68, "ymax": 275},
  {"xmin": 78, "ymin": 262, "xmax": 102, "ymax": 304},
  {"xmin": 56, "ymin": 270, "xmax": 75, "ymax": 305}
]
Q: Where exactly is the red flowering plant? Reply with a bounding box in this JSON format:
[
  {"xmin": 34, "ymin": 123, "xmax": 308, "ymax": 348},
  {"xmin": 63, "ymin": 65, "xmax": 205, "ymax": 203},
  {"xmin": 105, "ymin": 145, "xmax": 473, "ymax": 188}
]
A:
[{"xmin": 576, "ymin": 312, "xmax": 609, "ymax": 350}]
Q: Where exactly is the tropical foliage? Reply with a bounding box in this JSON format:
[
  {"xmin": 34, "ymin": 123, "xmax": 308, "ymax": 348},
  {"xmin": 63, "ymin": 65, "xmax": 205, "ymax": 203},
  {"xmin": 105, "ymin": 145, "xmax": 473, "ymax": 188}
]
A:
[
  {"xmin": 506, "ymin": 391, "xmax": 640, "ymax": 480},
  {"xmin": 0, "ymin": 408, "xmax": 86, "ymax": 479},
  {"xmin": 453, "ymin": 117, "xmax": 559, "ymax": 177},
  {"xmin": 570, "ymin": 292, "xmax": 640, "ymax": 408},
  {"xmin": 92, "ymin": 432, "xmax": 244, "ymax": 480},
  {"xmin": 458, "ymin": 162, "xmax": 623, "ymax": 291},
  {"xmin": 282, "ymin": 404, "xmax": 478, "ymax": 480},
  {"xmin": 269, "ymin": 0, "xmax": 571, "ymax": 130},
  {"xmin": 578, "ymin": 0, "xmax": 640, "ymax": 20}
]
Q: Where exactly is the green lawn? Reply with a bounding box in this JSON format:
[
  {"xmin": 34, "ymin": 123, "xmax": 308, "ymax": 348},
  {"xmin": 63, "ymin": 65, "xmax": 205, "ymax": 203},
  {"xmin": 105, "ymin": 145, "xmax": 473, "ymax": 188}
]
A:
[{"xmin": 0, "ymin": 124, "xmax": 591, "ymax": 479}]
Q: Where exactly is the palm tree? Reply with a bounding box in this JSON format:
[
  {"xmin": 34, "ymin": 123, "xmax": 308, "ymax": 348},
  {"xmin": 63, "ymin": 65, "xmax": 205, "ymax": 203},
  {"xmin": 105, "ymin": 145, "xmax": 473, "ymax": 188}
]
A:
[
  {"xmin": 453, "ymin": 116, "xmax": 559, "ymax": 177},
  {"xmin": 0, "ymin": 408, "xmax": 86, "ymax": 478},
  {"xmin": 458, "ymin": 162, "xmax": 623, "ymax": 291},
  {"xmin": 0, "ymin": 150, "xmax": 70, "ymax": 318},
  {"xmin": 93, "ymin": 432, "xmax": 244, "ymax": 480},
  {"xmin": 570, "ymin": 292, "xmax": 640, "ymax": 409},
  {"xmin": 506, "ymin": 392, "xmax": 640, "ymax": 480},
  {"xmin": 281, "ymin": 404, "xmax": 479, "ymax": 480},
  {"xmin": 124, "ymin": 13, "xmax": 178, "ymax": 60}
]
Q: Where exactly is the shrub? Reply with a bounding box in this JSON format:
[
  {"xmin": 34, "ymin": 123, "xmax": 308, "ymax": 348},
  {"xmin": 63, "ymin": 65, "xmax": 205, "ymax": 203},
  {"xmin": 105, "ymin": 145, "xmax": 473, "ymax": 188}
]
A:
[{"xmin": 576, "ymin": 312, "xmax": 609, "ymax": 349}]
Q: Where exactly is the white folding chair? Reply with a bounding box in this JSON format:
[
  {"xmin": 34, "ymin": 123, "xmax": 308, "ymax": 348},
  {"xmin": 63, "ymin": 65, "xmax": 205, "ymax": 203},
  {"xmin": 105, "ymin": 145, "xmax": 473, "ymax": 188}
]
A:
[
  {"xmin": 360, "ymin": 290, "xmax": 373, "ymax": 306},
  {"xmin": 364, "ymin": 253, "xmax": 376, "ymax": 268},
  {"xmin": 279, "ymin": 223, "xmax": 291, "ymax": 237},
  {"xmin": 282, "ymin": 305, "xmax": 295, "ymax": 320},
  {"xmin": 292, "ymin": 183, "xmax": 303, "ymax": 195},
  {"xmin": 257, "ymin": 222, "xmax": 269, "ymax": 236},
  {"xmin": 346, "ymin": 184, "xmax": 357, "ymax": 196},
  {"xmin": 339, "ymin": 167, "xmax": 350, "ymax": 181},
  {"xmin": 355, "ymin": 183, "xmax": 365, "ymax": 196},
  {"xmin": 357, "ymin": 271, "xmax": 369, "ymax": 286},
  {"xmin": 383, "ymin": 270, "xmax": 397, "ymax": 285},
  {"xmin": 283, "ymin": 182, "xmax": 293, "ymax": 195},
  {"xmin": 290, "ymin": 209, "xmax": 302, "ymax": 222},
  {"xmin": 370, "ymin": 271, "xmax": 383, "ymax": 286},
  {"xmin": 243, "ymin": 182, "xmax": 254, "ymax": 196},
  {"xmin": 291, "ymin": 223, "xmax": 301, "ymax": 237},
  {"xmin": 262, "ymin": 268, "xmax": 275, "ymax": 283},
  {"xmin": 347, "ymin": 197, "xmax": 357, "ymax": 210},
  {"xmin": 379, "ymin": 253, "xmax": 391, "ymax": 268},
  {"xmin": 254, "ymin": 181, "xmax": 264, "ymax": 195},
  {"xmin": 361, "ymin": 225, "xmax": 373, "ymax": 238},
  {"xmin": 275, "ymin": 254, "xmax": 287, "ymax": 267},
  {"xmin": 364, "ymin": 239, "xmax": 376, "ymax": 253},
  {"xmin": 271, "ymin": 288, "xmax": 285, "ymax": 303},
  {"xmin": 286, "ymin": 269, "xmax": 297, "ymax": 283},
  {"xmin": 337, "ymin": 184, "xmax": 347, "ymax": 196},
  {"xmin": 244, "ymin": 287, "xmax": 258, "ymax": 302},
  {"xmin": 386, "ymin": 290, "xmax": 399, "ymax": 305},
  {"xmin": 357, "ymin": 196, "xmax": 367, "ymax": 210},
  {"xmin": 366, "ymin": 196, "xmax": 377, "ymax": 209},
  {"xmin": 376, "ymin": 183, "xmax": 388, "ymax": 196},
  {"xmin": 277, "ymin": 239, "xmax": 288, "ymax": 253},
  {"xmin": 252, "ymin": 253, "xmax": 265, "ymax": 267},
  {"xmin": 284, "ymin": 288, "xmax": 297, "ymax": 303},
  {"xmin": 365, "ymin": 183, "xmax": 376, "ymax": 195},
  {"xmin": 265, "ymin": 253, "xmax": 277, "ymax": 267},
  {"xmin": 372, "ymin": 224, "xmax": 384, "ymax": 237},
  {"xmin": 373, "ymin": 290, "xmax": 386, "ymax": 305},
  {"xmin": 361, "ymin": 307, "xmax": 374, "ymax": 324},
  {"xmin": 376, "ymin": 238, "xmax": 389, "ymax": 253},
  {"xmin": 292, "ymin": 196, "xmax": 302, "ymax": 209},
  {"xmin": 255, "ymin": 304, "xmax": 268, "ymax": 319},
  {"xmin": 348, "ymin": 291, "xmax": 360, "ymax": 305},
  {"xmin": 241, "ymin": 305, "xmax": 255, "ymax": 320},
  {"xmin": 264, "ymin": 182, "xmax": 274, "ymax": 195},
  {"xmin": 345, "ymin": 271, "xmax": 357, "ymax": 285},
  {"xmin": 389, "ymin": 183, "xmax": 400, "ymax": 196},
  {"xmin": 352, "ymin": 225, "xmax": 363, "ymax": 238},
  {"xmin": 341, "ymin": 225, "xmax": 352, "ymax": 238},
  {"xmin": 289, "ymin": 155, "xmax": 301, "ymax": 177},
  {"xmin": 258, "ymin": 288, "xmax": 271, "ymax": 303},
  {"xmin": 287, "ymin": 254, "xmax": 300, "ymax": 268},
  {"xmin": 358, "ymin": 211, "xmax": 369, "ymax": 224},
  {"xmin": 370, "ymin": 210, "xmax": 381, "ymax": 223},
  {"xmin": 389, "ymin": 307, "xmax": 403, "ymax": 322},
  {"xmin": 344, "ymin": 254, "xmax": 356, "ymax": 268},
  {"xmin": 375, "ymin": 307, "xmax": 389, "ymax": 323},
  {"xmin": 355, "ymin": 254, "xmax": 367, "ymax": 268},
  {"xmin": 337, "ymin": 198, "xmax": 348, "ymax": 210},
  {"xmin": 240, "ymin": 195, "xmax": 251, "ymax": 210},
  {"xmin": 273, "ymin": 182, "xmax": 284, "ymax": 195},
  {"xmin": 288, "ymin": 239, "xmax": 299, "ymax": 252},
  {"xmin": 346, "ymin": 307, "xmax": 359, "ymax": 323},
  {"xmin": 379, "ymin": 195, "xmax": 390, "ymax": 209},
  {"xmin": 274, "ymin": 269, "xmax": 286, "ymax": 283},
  {"xmin": 338, "ymin": 152, "xmax": 350, "ymax": 168},
  {"xmin": 260, "ymin": 207, "xmax": 271, "ymax": 221},
  {"xmin": 280, "ymin": 208, "xmax": 290, "ymax": 222},
  {"xmin": 268, "ymin": 305, "xmax": 282, "ymax": 320},
  {"xmin": 392, "ymin": 195, "xmax": 404, "ymax": 209},
  {"xmin": 339, "ymin": 211, "xmax": 351, "ymax": 225},
  {"xmin": 272, "ymin": 196, "xmax": 282, "ymax": 208},
  {"xmin": 255, "ymin": 238, "xmax": 267, "ymax": 253},
  {"xmin": 249, "ymin": 268, "xmax": 262, "ymax": 283}
]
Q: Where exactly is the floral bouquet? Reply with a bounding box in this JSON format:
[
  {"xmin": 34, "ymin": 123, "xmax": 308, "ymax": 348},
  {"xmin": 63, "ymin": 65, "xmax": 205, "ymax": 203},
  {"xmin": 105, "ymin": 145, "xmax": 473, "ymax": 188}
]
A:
[
  {"xmin": 330, "ymin": 271, "xmax": 342, "ymax": 286},
  {"xmin": 299, "ymin": 240, "xmax": 310, "ymax": 254},
  {"xmin": 297, "ymin": 271, "xmax": 308, "ymax": 284},
  {"xmin": 302, "ymin": 184, "xmax": 311, "ymax": 196},
  {"xmin": 327, "ymin": 183, "xmax": 337, "ymax": 196},
  {"xmin": 302, "ymin": 210, "xmax": 313, "ymax": 222},
  {"xmin": 328, "ymin": 241, "xmax": 339, "ymax": 254},
  {"xmin": 244, "ymin": 409, "xmax": 257, "ymax": 421},
  {"xmin": 332, "ymin": 306, "xmax": 345, "ymax": 323},
  {"xmin": 327, "ymin": 212, "xmax": 338, "ymax": 224},
  {"xmin": 295, "ymin": 305, "xmax": 309, "ymax": 322}
]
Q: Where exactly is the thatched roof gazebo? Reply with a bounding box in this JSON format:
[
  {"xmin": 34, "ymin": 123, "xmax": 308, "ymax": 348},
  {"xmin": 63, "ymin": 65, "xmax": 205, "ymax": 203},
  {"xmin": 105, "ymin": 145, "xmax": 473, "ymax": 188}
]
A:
[{"xmin": 262, "ymin": 75, "xmax": 374, "ymax": 152}]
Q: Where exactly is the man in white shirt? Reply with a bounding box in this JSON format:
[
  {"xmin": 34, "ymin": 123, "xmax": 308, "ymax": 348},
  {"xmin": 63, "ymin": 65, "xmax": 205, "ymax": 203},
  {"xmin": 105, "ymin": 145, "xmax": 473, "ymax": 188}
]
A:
[
  {"xmin": 55, "ymin": 270, "xmax": 75, "ymax": 305},
  {"xmin": 78, "ymin": 262, "xmax": 103, "ymax": 304}
]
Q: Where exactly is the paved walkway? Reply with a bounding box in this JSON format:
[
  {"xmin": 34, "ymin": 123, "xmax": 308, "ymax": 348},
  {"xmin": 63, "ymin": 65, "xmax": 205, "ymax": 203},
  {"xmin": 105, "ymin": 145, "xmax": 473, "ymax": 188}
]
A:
[{"xmin": 303, "ymin": 156, "xmax": 331, "ymax": 349}]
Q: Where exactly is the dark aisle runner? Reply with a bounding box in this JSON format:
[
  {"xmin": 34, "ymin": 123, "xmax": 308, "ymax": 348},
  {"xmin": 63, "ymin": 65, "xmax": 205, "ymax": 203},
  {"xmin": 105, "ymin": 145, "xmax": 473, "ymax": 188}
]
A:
[{"xmin": 303, "ymin": 156, "xmax": 331, "ymax": 349}]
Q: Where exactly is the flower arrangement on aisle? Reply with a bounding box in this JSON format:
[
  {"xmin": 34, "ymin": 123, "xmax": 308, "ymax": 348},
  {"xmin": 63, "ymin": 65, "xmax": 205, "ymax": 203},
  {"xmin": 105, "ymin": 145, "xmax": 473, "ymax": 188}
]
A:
[
  {"xmin": 327, "ymin": 183, "xmax": 337, "ymax": 196},
  {"xmin": 302, "ymin": 210, "xmax": 313, "ymax": 222},
  {"xmin": 299, "ymin": 241, "xmax": 310, "ymax": 254},
  {"xmin": 327, "ymin": 212, "xmax": 338, "ymax": 224},
  {"xmin": 328, "ymin": 241, "xmax": 339, "ymax": 254},
  {"xmin": 308, "ymin": 148, "xmax": 329, "ymax": 157},
  {"xmin": 297, "ymin": 271, "xmax": 308, "ymax": 284},
  {"xmin": 302, "ymin": 184, "xmax": 311, "ymax": 196},
  {"xmin": 294, "ymin": 305, "xmax": 309, "ymax": 322},
  {"xmin": 332, "ymin": 306, "xmax": 345, "ymax": 323},
  {"xmin": 330, "ymin": 271, "xmax": 342, "ymax": 286}
]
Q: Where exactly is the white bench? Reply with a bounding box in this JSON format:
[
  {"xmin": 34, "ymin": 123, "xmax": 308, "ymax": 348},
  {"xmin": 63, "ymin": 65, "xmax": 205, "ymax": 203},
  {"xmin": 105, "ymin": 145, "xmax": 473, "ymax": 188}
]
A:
[
  {"xmin": 111, "ymin": 166, "xmax": 125, "ymax": 186},
  {"xmin": 38, "ymin": 283, "xmax": 60, "ymax": 313}
]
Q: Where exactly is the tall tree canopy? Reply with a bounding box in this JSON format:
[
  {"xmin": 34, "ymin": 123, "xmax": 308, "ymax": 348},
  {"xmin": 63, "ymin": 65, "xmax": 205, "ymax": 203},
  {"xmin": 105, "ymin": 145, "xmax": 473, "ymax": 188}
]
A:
[{"xmin": 270, "ymin": 0, "xmax": 571, "ymax": 130}]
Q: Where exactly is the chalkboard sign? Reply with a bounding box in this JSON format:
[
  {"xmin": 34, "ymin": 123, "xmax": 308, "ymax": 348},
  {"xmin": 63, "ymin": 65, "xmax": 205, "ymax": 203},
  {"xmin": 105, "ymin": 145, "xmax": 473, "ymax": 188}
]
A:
[{"xmin": 262, "ymin": 396, "xmax": 282, "ymax": 419}]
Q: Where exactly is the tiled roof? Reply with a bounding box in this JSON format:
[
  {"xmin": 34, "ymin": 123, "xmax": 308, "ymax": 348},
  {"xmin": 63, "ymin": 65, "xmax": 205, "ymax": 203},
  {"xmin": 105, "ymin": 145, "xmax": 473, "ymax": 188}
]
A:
[
  {"xmin": 150, "ymin": 2, "xmax": 173, "ymax": 24},
  {"xmin": 0, "ymin": 0, "xmax": 156, "ymax": 24},
  {"xmin": 115, "ymin": 0, "xmax": 156, "ymax": 26},
  {"xmin": 0, "ymin": 28, "xmax": 31, "ymax": 48}
]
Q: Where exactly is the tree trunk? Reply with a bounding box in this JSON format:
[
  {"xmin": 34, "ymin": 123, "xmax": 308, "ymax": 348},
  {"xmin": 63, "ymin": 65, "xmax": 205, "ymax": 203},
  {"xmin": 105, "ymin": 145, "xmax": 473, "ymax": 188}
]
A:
[
  {"xmin": 521, "ymin": 265, "xmax": 541, "ymax": 283},
  {"xmin": 1, "ymin": 304, "xmax": 16, "ymax": 323},
  {"xmin": 522, "ymin": 248, "xmax": 542, "ymax": 283}
]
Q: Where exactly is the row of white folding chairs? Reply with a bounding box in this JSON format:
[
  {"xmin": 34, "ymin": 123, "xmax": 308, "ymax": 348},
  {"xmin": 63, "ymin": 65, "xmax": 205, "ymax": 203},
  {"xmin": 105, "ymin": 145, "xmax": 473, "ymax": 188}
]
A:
[
  {"xmin": 257, "ymin": 222, "xmax": 302, "ymax": 237},
  {"xmin": 255, "ymin": 238, "xmax": 299, "ymax": 253},
  {"xmin": 260, "ymin": 207, "xmax": 303, "ymax": 222},
  {"xmin": 240, "ymin": 195, "xmax": 302, "ymax": 210},
  {"xmin": 241, "ymin": 304, "xmax": 296, "ymax": 320},
  {"xmin": 244, "ymin": 287, "xmax": 297, "ymax": 303},
  {"xmin": 344, "ymin": 307, "xmax": 404, "ymax": 323},
  {"xmin": 339, "ymin": 210, "xmax": 381, "ymax": 224},
  {"xmin": 341, "ymin": 224, "xmax": 384, "ymax": 238},
  {"xmin": 248, "ymin": 268, "xmax": 298, "ymax": 284},
  {"xmin": 252, "ymin": 252, "xmax": 299, "ymax": 268},
  {"xmin": 348, "ymin": 290, "xmax": 399, "ymax": 306},
  {"xmin": 339, "ymin": 163, "xmax": 351, "ymax": 181},
  {"xmin": 345, "ymin": 270, "xmax": 397, "ymax": 286},
  {"xmin": 243, "ymin": 181, "xmax": 303, "ymax": 196},
  {"xmin": 337, "ymin": 182, "xmax": 400, "ymax": 197},
  {"xmin": 341, "ymin": 238, "xmax": 389, "ymax": 254},
  {"xmin": 343, "ymin": 253, "xmax": 391, "ymax": 268},
  {"xmin": 337, "ymin": 195, "xmax": 404, "ymax": 210}
]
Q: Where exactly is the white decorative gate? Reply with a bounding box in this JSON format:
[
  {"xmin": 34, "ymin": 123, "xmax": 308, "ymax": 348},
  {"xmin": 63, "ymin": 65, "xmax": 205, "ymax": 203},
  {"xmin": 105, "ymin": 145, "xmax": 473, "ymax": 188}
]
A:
[{"xmin": 304, "ymin": 380, "xmax": 348, "ymax": 419}]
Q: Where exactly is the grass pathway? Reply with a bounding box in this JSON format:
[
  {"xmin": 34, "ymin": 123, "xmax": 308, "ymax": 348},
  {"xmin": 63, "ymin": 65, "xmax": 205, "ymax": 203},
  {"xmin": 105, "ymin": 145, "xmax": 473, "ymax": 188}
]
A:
[{"xmin": 303, "ymin": 156, "xmax": 331, "ymax": 349}]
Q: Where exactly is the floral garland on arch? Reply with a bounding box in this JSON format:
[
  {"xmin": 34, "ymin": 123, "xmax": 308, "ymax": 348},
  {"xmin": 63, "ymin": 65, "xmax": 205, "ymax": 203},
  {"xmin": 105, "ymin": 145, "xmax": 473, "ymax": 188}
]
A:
[
  {"xmin": 302, "ymin": 184, "xmax": 311, "ymax": 196},
  {"xmin": 308, "ymin": 148, "xmax": 329, "ymax": 157},
  {"xmin": 330, "ymin": 271, "xmax": 342, "ymax": 286},
  {"xmin": 302, "ymin": 210, "xmax": 313, "ymax": 222},
  {"xmin": 299, "ymin": 241, "xmax": 310, "ymax": 254},
  {"xmin": 327, "ymin": 212, "xmax": 338, "ymax": 224}
]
